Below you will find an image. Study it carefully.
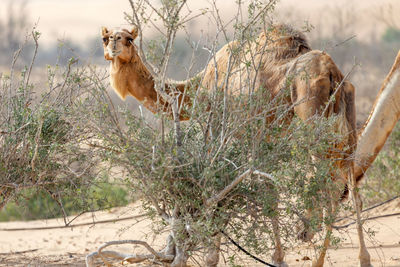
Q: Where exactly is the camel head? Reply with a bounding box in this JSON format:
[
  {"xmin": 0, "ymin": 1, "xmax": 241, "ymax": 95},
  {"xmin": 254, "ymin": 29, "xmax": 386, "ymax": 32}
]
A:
[{"xmin": 101, "ymin": 27, "xmax": 138, "ymax": 62}]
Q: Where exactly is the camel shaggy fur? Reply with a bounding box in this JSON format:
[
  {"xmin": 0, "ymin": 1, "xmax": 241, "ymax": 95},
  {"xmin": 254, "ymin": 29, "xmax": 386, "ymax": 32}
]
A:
[{"xmin": 101, "ymin": 25, "xmax": 369, "ymax": 267}]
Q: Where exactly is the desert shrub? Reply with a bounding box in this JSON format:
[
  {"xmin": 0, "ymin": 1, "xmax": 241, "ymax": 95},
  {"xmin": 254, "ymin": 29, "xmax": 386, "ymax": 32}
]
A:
[
  {"xmin": 78, "ymin": 71, "xmax": 347, "ymax": 265},
  {"xmin": 78, "ymin": 6, "xmax": 350, "ymax": 262},
  {"xmin": 0, "ymin": 31, "xmax": 105, "ymax": 221},
  {"xmin": 362, "ymin": 123, "xmax": 400, "ymax": 206}
]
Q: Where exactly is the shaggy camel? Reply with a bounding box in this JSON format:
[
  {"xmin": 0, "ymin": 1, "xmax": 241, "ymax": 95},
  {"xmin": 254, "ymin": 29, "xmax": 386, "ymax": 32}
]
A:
[{"xmin": 101, "ymin": 25, "xmax": 371, "ymax": 267}]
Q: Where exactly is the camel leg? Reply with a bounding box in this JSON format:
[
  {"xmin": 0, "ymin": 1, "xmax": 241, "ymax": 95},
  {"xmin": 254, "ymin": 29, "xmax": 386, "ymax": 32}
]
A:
[
  {"xmin": 271, "ymin": 215, "xmax": 288, "ymax": 267},
  {"xmin": 349, "ymin": 173, "xmax": 372, "ymax": 267},
  {"xmin": 298, "ymin": 204, "xmax": 323, "ymax": 242},
  {"xmin": 205, "ymin": 234, "xmax": 221, "ymax": 267},
  {"xmin": 311, "ymin": 224, "xmax": 332, "ymax": 267},
  {"xmin": 269, "ymin": 184, "xmax": 287, "ymax": 267},
  {"xmin": 311, "ymin": 197, "xmax": 337, "ymax": 267}
]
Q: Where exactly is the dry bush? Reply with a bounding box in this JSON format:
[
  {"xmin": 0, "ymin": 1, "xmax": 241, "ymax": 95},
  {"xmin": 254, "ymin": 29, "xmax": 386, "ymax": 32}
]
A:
[{"xmin": 0, "ymin": 29, "xmax": 100, "ymax": 220}]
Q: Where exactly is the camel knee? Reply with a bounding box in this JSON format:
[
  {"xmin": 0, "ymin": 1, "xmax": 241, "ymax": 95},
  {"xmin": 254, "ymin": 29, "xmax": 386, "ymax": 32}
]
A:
[
  {"xmin": 205, "ymin": 235, "xmax": 221, "ymax": 267},
  {"xmin": 205, "ymin": 250, "xmax": 219, "ymax": 267}
]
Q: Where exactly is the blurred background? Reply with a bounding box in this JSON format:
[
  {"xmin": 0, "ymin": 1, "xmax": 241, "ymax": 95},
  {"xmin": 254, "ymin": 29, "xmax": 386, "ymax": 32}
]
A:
[{"xmin": 1, "ymin": 0, "xmax": 400, "ymax": 124}]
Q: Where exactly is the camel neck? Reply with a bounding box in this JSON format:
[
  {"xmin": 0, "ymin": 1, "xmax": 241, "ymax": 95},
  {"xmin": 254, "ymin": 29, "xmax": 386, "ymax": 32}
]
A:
[
  {"xmin": 110, "ymin": 57, "xmax": 191, "ymax": 119},
  {"xmin": 110, "ymin": 58, "xmax": 158, "ymax": 107}
]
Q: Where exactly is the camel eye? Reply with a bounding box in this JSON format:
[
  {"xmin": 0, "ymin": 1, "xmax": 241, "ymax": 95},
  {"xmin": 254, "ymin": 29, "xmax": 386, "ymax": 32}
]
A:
[
  {"xmin": 117, "ymin": 36, "xmax": 122, "ymax": 40},
  {"xmin": 126, "ymin": 38, "xmax": 133, "ymax": 44},
  {"xmin": 102, "ymin": 37, "xmax": 108, "ymax": 43}
]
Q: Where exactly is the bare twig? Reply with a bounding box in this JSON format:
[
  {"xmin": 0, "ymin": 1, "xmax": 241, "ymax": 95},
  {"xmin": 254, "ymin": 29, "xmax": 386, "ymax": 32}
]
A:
[
  {"xmin": 24, "ymin": 24, "xmax": 40, "ymax": 91},
  {"xmin": 0, "ymin": 249, "xmax": 39, "ymax": 255},
  {"xmin": 332, "ymin": 34, "xmax": 357, "ymax": 49},
  {"xmin": 0, "ymin": 122, "xmax": 30, "ymax": 135},
  {"xmin": 333, "ymin": 212, "xmax": 400, "ymax": 230},
  {"xmin": 206, "ymin": 169, "xmax": 251, "ymax": 206},
  {"xmin": 253, "ymin": 170, "xmax": 276, "ymax": 181},
  {"xmin": 0, "ymin": 214, "xmax": 148, "ymax": 231},
  {"xmin": 335, "ymin": 195, "xmax": 400, "ymax": 224},
  {"xmin": 30, "ymin": 118, "xmax": 43, "ymax": 172}
]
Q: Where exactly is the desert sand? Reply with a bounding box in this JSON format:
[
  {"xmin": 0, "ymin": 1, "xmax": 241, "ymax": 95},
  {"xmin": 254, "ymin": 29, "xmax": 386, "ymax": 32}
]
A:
[{"xmin": 0, "ymin": 198, "xmax": 399, "ymax": 267}]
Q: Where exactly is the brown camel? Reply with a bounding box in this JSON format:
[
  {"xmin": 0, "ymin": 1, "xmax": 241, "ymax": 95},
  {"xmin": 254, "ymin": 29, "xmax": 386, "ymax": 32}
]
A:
[{"xmin": 101, "ymin": 25, "xmax": 374, "ymax": 267}]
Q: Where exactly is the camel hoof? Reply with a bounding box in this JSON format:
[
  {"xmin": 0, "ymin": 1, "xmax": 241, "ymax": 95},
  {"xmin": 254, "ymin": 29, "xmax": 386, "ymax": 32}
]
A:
[
  {"xmin": 273, "ymin": 261, "xmax": 289, "ymax": 267},
  {"xmin": 311, "ymin": 260, "xmax": 323, "ymax": 267}
]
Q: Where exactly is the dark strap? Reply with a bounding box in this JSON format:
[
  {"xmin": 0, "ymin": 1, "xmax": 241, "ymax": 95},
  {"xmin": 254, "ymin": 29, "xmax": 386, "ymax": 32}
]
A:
[{"xmin": 220, "ymin": 230, "xmax": 277, "ymax": 267}]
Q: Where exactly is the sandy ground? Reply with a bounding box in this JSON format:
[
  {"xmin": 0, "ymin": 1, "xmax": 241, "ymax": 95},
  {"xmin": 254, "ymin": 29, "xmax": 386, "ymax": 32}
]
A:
[{"xmin": 0, "ymin": 199, "xmax": 399, "ymax": 267}]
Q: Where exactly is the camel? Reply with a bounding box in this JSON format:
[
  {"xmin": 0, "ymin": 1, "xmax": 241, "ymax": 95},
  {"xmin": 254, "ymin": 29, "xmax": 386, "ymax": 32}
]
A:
[
  {"xmin": 355, "ymin": 51, "xmax": 400, "ymax": 183},
  {"xmin": 99, "ymin": 24, "xmax": 400, "ymax": 267}
]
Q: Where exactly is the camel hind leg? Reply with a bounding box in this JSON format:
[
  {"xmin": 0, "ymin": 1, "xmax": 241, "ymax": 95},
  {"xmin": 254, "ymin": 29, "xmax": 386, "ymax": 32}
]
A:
[
  {"xmin": 269, "ymin": 183, "xmax": 287, "ymax": 267},
  {"xmin": 312, "ymin": 169, "xmax": 372, "ymax": 267},
  {"xmin": 349, "ymin": 171, "xmax": 372, "ymax": 267},
  {"xmin": 311, "ymin": 193, "xmax": 337, "ymax": 267},
  {"xmin": 311, "ymin": 225, "xmax": 332, "ymax": 267}
]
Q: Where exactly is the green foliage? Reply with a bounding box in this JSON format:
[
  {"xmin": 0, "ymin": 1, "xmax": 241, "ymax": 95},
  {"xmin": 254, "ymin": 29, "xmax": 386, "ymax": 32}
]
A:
[
  {"xmin": 0, "ymin": 183, "xmax": 129, "ymax": 221},
  {"xmin": 362, "ymin": 123, "xmax": 400, "ymax": 205},
  {"xmin": 382, "ymin": 27, "xmax": 400, "ymax": 43}
]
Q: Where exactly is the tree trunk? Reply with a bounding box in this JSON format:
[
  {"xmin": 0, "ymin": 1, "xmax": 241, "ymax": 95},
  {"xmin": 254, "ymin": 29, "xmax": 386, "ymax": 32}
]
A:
[{"xmin": 170, "ymin": 245, "xmax": 189, "ymax": 267}]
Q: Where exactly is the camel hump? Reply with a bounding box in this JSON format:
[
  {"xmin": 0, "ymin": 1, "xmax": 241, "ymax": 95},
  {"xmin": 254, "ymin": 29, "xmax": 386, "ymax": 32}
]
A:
[{"xmin": 259, "ymin": 24, "xmax": 311, "ymax": 60}]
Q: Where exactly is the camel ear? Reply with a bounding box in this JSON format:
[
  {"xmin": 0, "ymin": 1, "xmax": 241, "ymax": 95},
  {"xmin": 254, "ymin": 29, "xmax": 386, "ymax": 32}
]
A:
[
  {"xmin": 101, "ymin": 26, "xmax": 109, "ymax": 36},
  {"xmin": 130, "ymin": 26, "xmax": 138, "ymax": 40}
]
